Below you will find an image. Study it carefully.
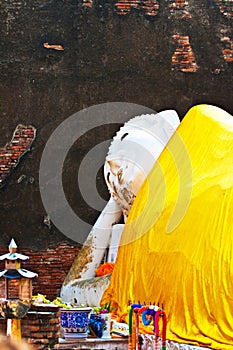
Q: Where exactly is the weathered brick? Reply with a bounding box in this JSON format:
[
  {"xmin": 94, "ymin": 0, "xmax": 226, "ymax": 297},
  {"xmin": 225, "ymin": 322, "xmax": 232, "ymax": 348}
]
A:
[
  {"xmin": 48, "ymin": 318, "xmax": 60, "ymax": 325},
  {"xmin": 45, "ymin": 332, "xmax": 57, "ymax": 338},
  {"xmin": 25, "ymin": 312, "xmax": 39, "ymax": 319},
  {"xmin": 30, "ymin": 332, "xmax": 49, "ymax": 339},
  {"xmin": 40, "ymin": 325, "xmax": 60, "ymax": 332},
  {"xmin": 21, "ymin": 330, "xmax": 31, "ymax": 338},
  {"xmin": 22, "ymin": 325, "xmax": 40, "ymax": 332},
  {"xmin": 27, "ymin": 338, "xmax": 49, "ymax": 344}
]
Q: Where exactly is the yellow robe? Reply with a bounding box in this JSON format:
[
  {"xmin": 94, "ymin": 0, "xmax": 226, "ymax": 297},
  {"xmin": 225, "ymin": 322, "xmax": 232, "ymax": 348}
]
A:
[{"xmin": 102, "ymin": 105, "xmax": 233, "ymax": 349}]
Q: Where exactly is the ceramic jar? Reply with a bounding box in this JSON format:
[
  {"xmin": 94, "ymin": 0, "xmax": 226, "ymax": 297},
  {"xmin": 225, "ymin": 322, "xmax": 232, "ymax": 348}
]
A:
[{"xmin": 60, "ymin": 307, "xmax": 92, "ymax": 338}]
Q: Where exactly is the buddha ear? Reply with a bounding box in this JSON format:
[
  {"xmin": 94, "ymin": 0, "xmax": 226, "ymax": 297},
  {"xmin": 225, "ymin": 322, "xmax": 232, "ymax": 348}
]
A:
[{"xmin": 107, "ymin": 160, "xmax": 120, "ymax": 176}]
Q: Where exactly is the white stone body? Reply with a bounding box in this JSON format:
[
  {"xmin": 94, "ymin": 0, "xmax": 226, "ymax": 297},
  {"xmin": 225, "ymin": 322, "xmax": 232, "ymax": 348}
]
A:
[{"xmin": 61, "ymin": 110, "xmax": 180, "ymax": 306}]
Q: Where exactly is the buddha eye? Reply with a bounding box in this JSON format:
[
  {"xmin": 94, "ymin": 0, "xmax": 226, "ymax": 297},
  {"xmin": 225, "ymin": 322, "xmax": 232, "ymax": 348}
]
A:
[{"xmin": 121, "ymin": 133, "xmax": 128, "ymax": 141}]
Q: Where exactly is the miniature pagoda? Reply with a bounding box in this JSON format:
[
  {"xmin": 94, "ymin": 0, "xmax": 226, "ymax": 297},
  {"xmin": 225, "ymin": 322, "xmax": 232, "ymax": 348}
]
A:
[{"xmin": 0, "ymin": 238, "xmax": 38, "ymax": 339}]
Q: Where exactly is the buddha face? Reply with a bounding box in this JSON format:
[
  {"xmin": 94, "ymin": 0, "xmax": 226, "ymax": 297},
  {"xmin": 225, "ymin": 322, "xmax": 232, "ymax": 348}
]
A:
[{"xmin": 104, "ymin": 111, "xmax": 180, "ymax": 220}]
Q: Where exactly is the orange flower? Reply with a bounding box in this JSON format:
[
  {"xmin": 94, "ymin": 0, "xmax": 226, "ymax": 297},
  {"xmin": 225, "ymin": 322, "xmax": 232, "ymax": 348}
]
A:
[{"xmin": 95, "ymin": 262, "xmax": 115, "ymax": 276}]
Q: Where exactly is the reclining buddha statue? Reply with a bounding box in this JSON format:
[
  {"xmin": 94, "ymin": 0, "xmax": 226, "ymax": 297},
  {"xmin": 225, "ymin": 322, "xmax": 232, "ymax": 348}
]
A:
[{"xmin": 60, "ymin": 109, "xmax": 180, "ymax": 306}]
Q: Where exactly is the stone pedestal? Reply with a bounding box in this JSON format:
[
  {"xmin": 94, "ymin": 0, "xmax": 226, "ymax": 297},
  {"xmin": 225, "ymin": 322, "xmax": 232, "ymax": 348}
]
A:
[
  {"xmin": 58, "ymin": 337, "xmax": 128, "ymax": 350},
  {"xmin": 0, "ymin": 304, "xmax": 60, "ymax": 350}
]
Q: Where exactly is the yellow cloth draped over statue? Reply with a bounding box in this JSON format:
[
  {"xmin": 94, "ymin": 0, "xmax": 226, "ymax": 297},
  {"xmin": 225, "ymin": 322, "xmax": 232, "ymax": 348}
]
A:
[{"xmin": 102, "ymin": 105, "xmax": 233, "ymax": 349}]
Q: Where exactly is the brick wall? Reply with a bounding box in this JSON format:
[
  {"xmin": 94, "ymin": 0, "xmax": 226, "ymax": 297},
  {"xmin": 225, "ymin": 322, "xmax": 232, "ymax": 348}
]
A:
[
  {"xmin": 0, "ymin": 305, "xmax": 60, "ymax": 349},
  {"xmin": 0, "ymin": 242, "xmax": 80, "ymax": 301},
  {"xmin": 0, "ymin": 240, "xmax": 81, "ymax": 350}
]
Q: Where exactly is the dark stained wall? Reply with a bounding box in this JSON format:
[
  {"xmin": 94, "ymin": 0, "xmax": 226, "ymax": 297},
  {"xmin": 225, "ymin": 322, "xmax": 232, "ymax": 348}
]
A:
[{"xmin": 0, "ymin": 0, "xmax": 232, "ymax": 249}]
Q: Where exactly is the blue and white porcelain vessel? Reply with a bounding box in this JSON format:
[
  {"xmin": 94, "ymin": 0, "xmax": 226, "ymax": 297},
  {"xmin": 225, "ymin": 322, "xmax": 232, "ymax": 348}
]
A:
[{"xmin": 60, "ymin": 307, "xmax": 92, "ymax": 338}]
